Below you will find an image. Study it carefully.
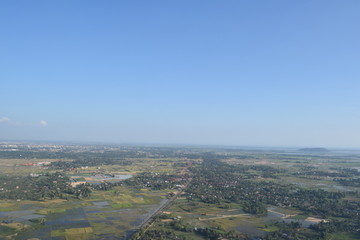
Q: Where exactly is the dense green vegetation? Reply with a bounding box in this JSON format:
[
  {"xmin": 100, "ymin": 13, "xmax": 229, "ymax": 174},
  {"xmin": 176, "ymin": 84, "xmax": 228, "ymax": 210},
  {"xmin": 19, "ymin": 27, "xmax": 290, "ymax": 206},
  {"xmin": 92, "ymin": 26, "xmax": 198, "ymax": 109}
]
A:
[
  {"xmin": 263, "ymin": 220, "xmax": 360, "ymax": 240},
  {"xmin": 184, "ymin": 155, "xmax": 359, "ymax": 219},
  {"xmin": 136, "ymin": 152, "xmax": 360, "ymax": 239},
  {"xmin": 135, "ymin": 216, "xmax": 248, "ymax": 240},
  {"xmin": 335, "ymin": 178, "xmax": 360, "ymax": 187},
  {"xmin": 0, "ymin": 172, "xmax": 91, "ymax": 200},
  {"xmin": 1, "ymin": 143, "xmax": 360, "ymax": 239}
]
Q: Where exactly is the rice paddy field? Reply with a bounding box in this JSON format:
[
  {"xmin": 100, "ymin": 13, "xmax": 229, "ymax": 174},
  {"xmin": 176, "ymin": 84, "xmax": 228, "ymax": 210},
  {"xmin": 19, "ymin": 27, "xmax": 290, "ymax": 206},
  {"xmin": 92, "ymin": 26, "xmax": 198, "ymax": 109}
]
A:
[
  {"xmin": 0, "ymin": 186, "xmax": 170, "ymax": 240},
  {"xmin": 0, "ymin": 145, "xmax": 190, "ymax": 239},
  {"xmin": 0, "ymin": 144, "xmax": 359, "ymax": 239}
]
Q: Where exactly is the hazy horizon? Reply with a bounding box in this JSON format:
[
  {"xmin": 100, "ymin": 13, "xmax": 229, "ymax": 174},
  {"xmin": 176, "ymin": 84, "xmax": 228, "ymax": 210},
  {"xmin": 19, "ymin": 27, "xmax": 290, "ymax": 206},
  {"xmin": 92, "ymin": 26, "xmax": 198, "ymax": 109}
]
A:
[
  {"xmin": 2, "ymin": 138, "xmax": 360, "ymax": 151},
  {"xmin": 1, "ymin": 1, "xmax": 360, "ymax": 148}
]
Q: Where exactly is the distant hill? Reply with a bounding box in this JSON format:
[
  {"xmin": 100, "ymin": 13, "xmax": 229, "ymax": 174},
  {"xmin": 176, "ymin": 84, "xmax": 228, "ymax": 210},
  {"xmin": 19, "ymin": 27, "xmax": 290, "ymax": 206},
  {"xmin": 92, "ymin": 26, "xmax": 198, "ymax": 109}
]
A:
[{"xmin": 298, "ymin": 147, "xmax": 330, "ymax": 153}]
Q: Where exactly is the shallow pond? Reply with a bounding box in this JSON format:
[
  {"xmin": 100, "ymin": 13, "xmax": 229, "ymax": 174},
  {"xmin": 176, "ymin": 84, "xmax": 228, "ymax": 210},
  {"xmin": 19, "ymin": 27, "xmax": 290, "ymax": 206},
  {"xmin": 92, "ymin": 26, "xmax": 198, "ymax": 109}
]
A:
[
  {"xmin": 11, "ymin": 197, "xmax": 168, "ymax": 240},
  {"xmin": 0, "ymin": 210, "xmax": 45, "ymax": 222}
]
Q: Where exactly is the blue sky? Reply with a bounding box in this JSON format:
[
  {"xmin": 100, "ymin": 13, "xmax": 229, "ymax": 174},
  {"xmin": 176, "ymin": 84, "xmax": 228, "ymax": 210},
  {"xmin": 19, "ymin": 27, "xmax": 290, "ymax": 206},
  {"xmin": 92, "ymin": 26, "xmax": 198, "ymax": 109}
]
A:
[{"xmin": 1, "ymin": 1, "xmax": 359, "ymax": 147}]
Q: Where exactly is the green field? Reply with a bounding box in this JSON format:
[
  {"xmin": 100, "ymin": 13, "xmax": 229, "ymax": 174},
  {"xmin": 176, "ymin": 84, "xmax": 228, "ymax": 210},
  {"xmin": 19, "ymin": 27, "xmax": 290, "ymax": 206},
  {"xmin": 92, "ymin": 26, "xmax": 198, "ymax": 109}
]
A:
[{"xmin": 1, "ymin": 145, "xmax": 359, "ymax": 239}]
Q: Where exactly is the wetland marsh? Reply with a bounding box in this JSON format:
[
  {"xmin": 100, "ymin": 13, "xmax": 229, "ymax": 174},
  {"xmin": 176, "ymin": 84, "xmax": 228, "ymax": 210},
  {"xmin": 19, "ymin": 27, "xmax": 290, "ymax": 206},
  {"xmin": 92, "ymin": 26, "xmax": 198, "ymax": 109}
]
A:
[{"xmin": 0, "ymin": 143, "xmax": 359, "ymax": 239}]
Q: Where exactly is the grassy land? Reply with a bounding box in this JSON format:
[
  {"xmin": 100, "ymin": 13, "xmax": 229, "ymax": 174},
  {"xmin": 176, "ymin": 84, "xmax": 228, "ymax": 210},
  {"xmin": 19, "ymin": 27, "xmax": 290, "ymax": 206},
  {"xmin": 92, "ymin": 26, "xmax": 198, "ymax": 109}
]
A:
[
  {"xmin": 328, "ymin": 232, "xmax": 360, "ymax": 240},
  {"xmin": 51, "ymin": 227, "xmax": 93, "ymax": 240},
  {"xmin": 1, "ymin": 149, "xmax": 359, "ymax": 239},
  {"xmin": 0, "ymin": 225, "xmax": 17, "ymax": 237},
  {"xmin": 0, "ymin": 158, "xmax": 61, "ymax": 176}
]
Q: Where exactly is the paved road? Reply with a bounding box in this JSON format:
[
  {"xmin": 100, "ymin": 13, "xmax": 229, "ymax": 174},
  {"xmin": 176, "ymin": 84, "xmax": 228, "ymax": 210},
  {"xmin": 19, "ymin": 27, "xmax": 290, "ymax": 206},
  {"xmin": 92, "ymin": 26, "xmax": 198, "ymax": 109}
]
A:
[{"xmin": 125, "ymin": 163, "xmax": 193, "ymax": 240}]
